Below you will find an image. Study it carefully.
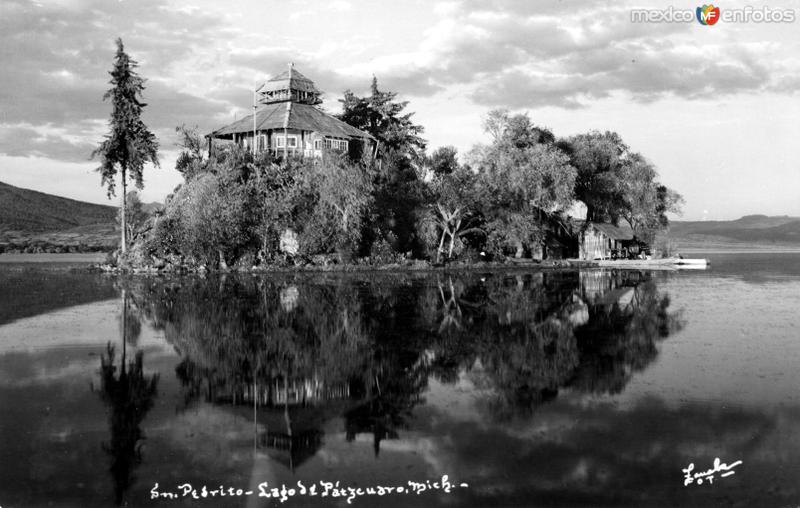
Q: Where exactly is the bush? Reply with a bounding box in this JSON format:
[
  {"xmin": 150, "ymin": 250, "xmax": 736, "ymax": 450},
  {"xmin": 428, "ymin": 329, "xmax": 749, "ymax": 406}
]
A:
[
  {"xmin": 297, "ymin": 206, "xmax": 338, "ymax": 256},
  {"xmin": 484, "ymin": 212, "xmax": 543, "ymax": 259},
  {"xmin": 148, "ymin": 172, "xmax": 255, "ymax": 267},
  {"xmin": 137, "ymin": 135, "xmax": 425, "ymax": 268},
  {"xmin": 415, "ymin": 214, "xmax": 441, "ymax": 261}
]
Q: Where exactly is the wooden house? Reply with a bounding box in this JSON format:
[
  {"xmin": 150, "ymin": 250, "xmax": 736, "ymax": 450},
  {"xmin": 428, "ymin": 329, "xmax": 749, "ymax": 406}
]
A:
[
  {"xmin": 208, "ymin": 63, "xmax": 374, "ymax": 158},
  {"xmin": 578, "ymin": 222, "xmax": 636, "ymax": 260}
]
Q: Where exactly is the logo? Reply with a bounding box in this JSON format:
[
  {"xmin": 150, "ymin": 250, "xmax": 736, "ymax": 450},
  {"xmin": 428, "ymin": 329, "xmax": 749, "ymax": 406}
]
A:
[
  {"xmin": 632, "ymin": 4, "xmax": 795, "ymax": 24},
  {"xmin": 697, "ymin": 4, "xmax": 721, "ymax": 25}
]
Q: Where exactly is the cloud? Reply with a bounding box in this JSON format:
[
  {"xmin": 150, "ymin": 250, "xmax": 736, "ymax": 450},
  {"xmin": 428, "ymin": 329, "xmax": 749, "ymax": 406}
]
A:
[
  {"xmin": 288, "ymin": 0, "xmax": 353, "ymax": 21},
  {"xmin": 364, "ymin": 0, "xmax": 798, "ymax": 108},
  {"xmin": 0, "ymin": 124, "xmax": 98, "ymax": 163},
  {"xmin": 468, "ymin": 42, "xmax": 771, "ymax": 109},
  {"xmin": 0, "ymin": 0, "xmax": 233, "ymax": 161},
  {"xmin": 1, "ymin": 0, "xmax": 798, "ymax": 164}
]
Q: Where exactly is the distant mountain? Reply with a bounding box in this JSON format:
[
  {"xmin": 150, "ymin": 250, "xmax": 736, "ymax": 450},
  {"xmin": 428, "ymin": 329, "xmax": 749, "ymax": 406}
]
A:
[
  {"xmin": 670, "ymin": 215, "xmax": 800, "ymax": 246},
  {"xmin": 0, "ymin": 180, "xmax": 117, "ymax": 233}
]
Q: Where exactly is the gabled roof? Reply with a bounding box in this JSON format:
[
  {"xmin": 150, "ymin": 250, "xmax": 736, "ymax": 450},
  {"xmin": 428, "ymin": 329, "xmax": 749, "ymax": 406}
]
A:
[
  {"xmin": 586, "ymin": 222, "xmax": 634, "ymax": 241},
  {"xmin": 210, "ymin": 102, "xmax": 374, "ymax": 140}
]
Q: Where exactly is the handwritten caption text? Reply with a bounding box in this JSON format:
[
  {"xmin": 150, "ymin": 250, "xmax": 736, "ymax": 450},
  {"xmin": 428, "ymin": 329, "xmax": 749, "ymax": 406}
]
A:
[{"xmin": 151, "ymin": 475, "xmax": 468, "ymax": 504}]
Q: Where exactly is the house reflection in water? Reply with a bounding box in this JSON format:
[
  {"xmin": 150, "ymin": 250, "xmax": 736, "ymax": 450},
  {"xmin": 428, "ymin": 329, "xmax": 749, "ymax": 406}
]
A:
[
  {"xmin": 128, "ymin": 268, "xmax": 683, "ymax": 472},
  {"xmin": 259, "ymin": 429, "xmax": 323, "ymax": 472},
  {"xmin": 201, "ymin": 376, "xmax": 353, "ymax": 471},
  {"xmin": 578, "ymin": 270, "xmax": 648, "ymax": 313},
  {"xmin": 218, "ymin": 377, "xmax": 350, "ymax": 407}
]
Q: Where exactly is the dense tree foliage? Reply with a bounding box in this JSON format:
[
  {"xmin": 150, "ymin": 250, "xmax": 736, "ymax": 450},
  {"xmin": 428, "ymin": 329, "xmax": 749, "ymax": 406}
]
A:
[
  {"xmin": 316, "ymin": 153, "xmax": 375, "ymax": 248},
  {"xmin": 557, "ymin": 131, "xmax": 627, "ymax": 224},
  {"xmin": 426, "ymin": 145, "xmax": 460, "ymax": 176},
  {"xmin": 427, "ymin": 162, "xmax": 482, "ymax": 262},
  {"xmin": 92, "ymin": 39, "xmax": 159, "ymax": 253},
  {"xmin": 127, "ymin": 82, "xmax": 685, "ymax": 268},
  {"xmin": 168, "ymin": 171, "xmax": 254, "ymax": 267},
  {"xmin": 339, "ymin": 77, "xmax": 426, "ymax": 164},
  {"xmin": 146, "ymin": 141, "xmax": 380, "ymax": 267},
  {"xmin": 338, "ymin": 78, "xmax": 427, "ymax": 255},
  {"xmin": 174, "ymin": 125, "xmax": 206, "ymax": 180},
  {"xmin": 618, "ymin": 153, "xmax": 685, "ymax": 243},
  {"xmin": 470, "ymin": 110, "xmax": 576, "ymax": 257},
  {"xmin": 557, "ymin": 131, "xmax": 684, "ymax": 237}
]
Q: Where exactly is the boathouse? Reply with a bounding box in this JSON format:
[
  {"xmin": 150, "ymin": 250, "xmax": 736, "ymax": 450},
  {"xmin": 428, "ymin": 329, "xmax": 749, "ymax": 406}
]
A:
[
  {"xmin": 208, "ymin": 64, "xmax": 374, "ymax": 158},
  {"xmin": 578, "ymin": 222, "xmax": 636, "ymax": 260}
]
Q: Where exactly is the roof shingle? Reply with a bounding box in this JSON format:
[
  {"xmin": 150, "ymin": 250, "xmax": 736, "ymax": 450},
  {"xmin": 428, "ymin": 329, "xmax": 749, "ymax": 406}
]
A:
[
  {"xmin": 210, "ymin": 102, "xmax": 373, "ymax": 140},
  {"xmin": 588, "ymin": 222, "xmax": 634, "ymax": 241}
]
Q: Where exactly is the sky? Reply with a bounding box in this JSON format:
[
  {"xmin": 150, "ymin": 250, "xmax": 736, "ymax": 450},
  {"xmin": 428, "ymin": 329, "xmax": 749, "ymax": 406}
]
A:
[{"xmin": 0, "ymin": 0, "xmax": 798, "ymax": 221}]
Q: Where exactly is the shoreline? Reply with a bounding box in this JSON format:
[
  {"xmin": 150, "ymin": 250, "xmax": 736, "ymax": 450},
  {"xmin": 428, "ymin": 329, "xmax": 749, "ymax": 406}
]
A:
[
  {"xmin": 0, "ymin": 252, "xmax": 108, "ymax": 263},
  {"xmin": 3, "ymin": 250, "xmax": 800, "ymax": 274},
  {"xmin": 91, "ymin": 259, "xmax": 583, "ymax": 275}
]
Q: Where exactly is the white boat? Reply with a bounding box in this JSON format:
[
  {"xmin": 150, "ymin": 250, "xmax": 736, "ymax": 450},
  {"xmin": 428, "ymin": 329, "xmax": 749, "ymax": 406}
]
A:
[
  {"xmin": 589, "ymin": 257, "xmax": 710, "ymax": 269},
  {"xmin": 673, "ymin": 258, "xmax": 710, "ymax": 268}
]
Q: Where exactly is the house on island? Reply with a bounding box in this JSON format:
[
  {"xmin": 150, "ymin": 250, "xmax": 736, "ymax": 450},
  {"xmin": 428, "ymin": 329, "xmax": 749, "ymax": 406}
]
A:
[
  {"xmin": 208, "ymin": 63, "xmax": 375, "ymax": 159},
  {"xmin": 579, "ymin": 222, "xmax": 642, "ymax": 260}
]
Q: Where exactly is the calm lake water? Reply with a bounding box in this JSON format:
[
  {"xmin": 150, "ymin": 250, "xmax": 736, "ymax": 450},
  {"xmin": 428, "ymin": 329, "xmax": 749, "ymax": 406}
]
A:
[{"xmin": 1, "ymin": 253, "xmax": 800, "ymax": 507}]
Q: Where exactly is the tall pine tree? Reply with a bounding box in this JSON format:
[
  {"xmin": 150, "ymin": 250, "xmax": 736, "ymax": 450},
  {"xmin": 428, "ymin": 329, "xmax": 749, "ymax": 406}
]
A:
[
  {"xmin": 338, "ymin": 77, "xmax": 426, "ymax": 166},
  {"xmin": 92, "ymin": 38, "xmax": 159, "ymax": 254},
  {"xmin": 338, "ymin": 77, "xmax": 427, "ymax": 254}
]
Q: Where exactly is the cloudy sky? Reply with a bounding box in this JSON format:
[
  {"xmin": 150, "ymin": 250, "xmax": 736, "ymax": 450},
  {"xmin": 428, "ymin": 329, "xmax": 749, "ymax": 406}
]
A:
[{"xmin": 1, "ymin": 0, "xmax": 798, "ymax": 220}]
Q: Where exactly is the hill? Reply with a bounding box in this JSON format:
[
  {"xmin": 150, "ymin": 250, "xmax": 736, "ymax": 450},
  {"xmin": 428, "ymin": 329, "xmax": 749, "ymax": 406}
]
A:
[
  {"xmin": 0, "ymin": 181, "xmax": 119, "ymax": 253},
  {"xmin": 670, "ymin": 215, "xmax": 800, "ymax": 249},
  {"xmin": 0, "ymin": 180, "xmax": 117, "ymax": 232}
]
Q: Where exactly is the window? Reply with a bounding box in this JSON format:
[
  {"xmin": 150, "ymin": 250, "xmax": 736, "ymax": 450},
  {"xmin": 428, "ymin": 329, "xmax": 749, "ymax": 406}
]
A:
[
  {"xmin": 323, "ymin": 138, "xmax": 349, "ymax": 151},
  {"xmin": 275, "ymin": 135, "xmax": 298, "ymax": 148},
  {"xmin": 314, "ymin": 139, "xmax": 322, "ymax": 150}
]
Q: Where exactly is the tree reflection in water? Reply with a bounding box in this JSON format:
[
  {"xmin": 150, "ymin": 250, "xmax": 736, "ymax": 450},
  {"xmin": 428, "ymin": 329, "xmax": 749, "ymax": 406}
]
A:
[
  {"xmin": 96, "ymin": 289, "xmax": 159, "ymax": 506},
  {"xmin": 126, "ymin": 269, "xmax": 683, "ymax": 468}
]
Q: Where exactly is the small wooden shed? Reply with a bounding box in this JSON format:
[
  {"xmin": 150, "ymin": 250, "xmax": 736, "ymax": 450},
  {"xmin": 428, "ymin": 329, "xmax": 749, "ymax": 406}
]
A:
[{"xmin": 579, "ymin": 222, "xmax": 635, "ymax": 260}]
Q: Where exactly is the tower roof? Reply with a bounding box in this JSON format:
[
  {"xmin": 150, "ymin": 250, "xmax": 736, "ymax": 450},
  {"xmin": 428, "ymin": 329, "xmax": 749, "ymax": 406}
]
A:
[{"xmin": 259, "ymin": 63, "xmax": 322, "ymax": 105}]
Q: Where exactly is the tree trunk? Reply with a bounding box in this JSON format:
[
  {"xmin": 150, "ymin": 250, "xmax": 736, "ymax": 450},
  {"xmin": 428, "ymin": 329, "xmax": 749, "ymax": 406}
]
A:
[
  {"xmin": 218, "ymin": 250, "xmax": 228, "ymax": 270},
  {"xmin": 120, "ymin": 289, "xmax": 127, "ymax": 375},
  {"xmin": 585, "ymin": 204, "xmax": 595, "ymax": 223},
  {"xmin": 447, "ymin": 219, "xmax": 461, "ymax": 259},
  {"xmin": 120, "ymin": 167, "xmax": 127, "ymax": 254},
  {"xmin": 436, "ymin": 227, "xmax": 447, "ymax": 263},
  {"xmin": 514, "ymin": 240, "xmax": 524, "ymax": 258},
  {"xmin": 447, "ymin": 231, "xmax": 456, "ymax": 259}
]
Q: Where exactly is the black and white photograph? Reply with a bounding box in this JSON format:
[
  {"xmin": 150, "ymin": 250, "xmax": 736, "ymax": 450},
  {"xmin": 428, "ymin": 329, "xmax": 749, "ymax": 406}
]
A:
[{"xmin": 1, "ymin": 0, "xmax": 799, "ymax": 506}]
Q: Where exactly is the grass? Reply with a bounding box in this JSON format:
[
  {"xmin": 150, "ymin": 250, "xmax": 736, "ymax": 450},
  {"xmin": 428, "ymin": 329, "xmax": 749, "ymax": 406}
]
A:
[{"xmin": 0, "ymin": 223, "xmax": 117, "ymax": 253}]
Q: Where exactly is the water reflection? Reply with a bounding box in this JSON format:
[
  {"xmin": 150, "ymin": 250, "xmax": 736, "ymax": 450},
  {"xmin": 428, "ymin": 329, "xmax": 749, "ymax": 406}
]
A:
[
  {"xmin": 124, "ymin": 269, "xmax": 682, "ymax": 466},
  {"xmin": 96, "ymin": 290, "xmax": 159, "ymax": 505},
  {"xmin": 6, "ymin": 260, "xmax": 800, "ymax": 507}
]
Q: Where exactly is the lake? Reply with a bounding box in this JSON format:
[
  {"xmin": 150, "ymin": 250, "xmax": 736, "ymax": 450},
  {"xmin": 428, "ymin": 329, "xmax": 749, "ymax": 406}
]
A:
[{"xmin": 1, "ymin": 253, "xmax": 799, "ymax": 507}]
